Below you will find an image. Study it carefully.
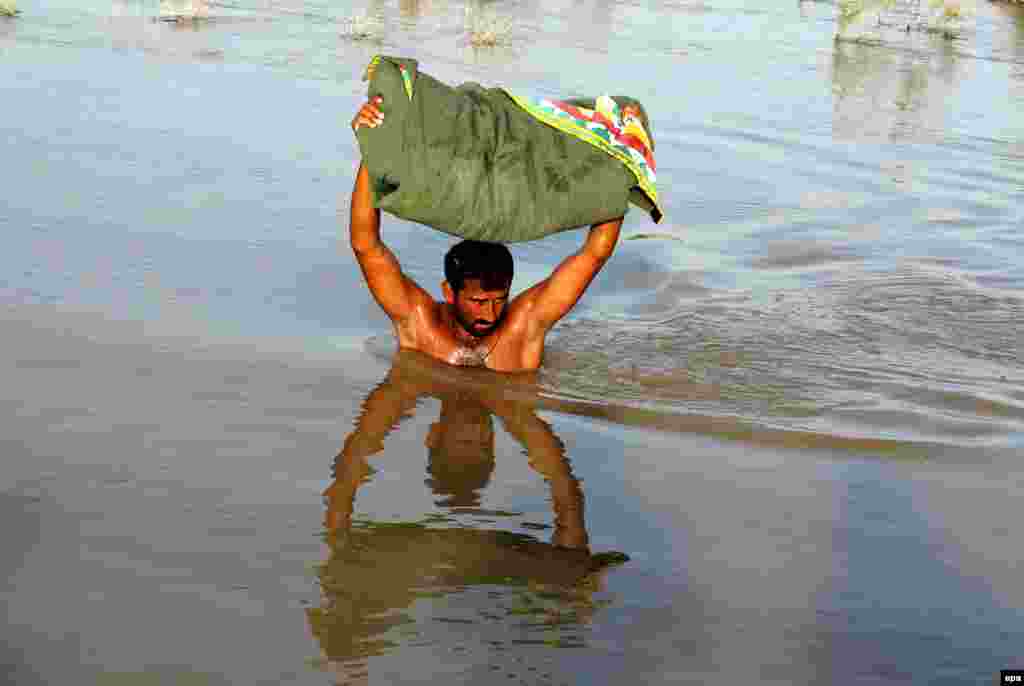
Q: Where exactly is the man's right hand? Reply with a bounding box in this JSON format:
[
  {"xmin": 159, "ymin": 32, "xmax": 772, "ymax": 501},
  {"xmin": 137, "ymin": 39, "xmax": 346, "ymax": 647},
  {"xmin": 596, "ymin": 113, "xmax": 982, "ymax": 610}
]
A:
[{"xmin": 351, "ymin": 96, "xmax": 384, "ymax": 133}]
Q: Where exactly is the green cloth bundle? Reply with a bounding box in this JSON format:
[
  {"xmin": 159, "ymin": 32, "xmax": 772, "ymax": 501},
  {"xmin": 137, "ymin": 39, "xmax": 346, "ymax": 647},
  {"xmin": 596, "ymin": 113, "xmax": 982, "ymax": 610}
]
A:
[{"xmin": 354, "ymin": 56, "xmax": 661, "ymax": 243}]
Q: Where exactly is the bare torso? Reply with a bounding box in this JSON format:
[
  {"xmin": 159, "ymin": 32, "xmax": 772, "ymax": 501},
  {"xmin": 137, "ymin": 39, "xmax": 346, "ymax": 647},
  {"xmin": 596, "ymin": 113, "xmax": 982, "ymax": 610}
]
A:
[{"xmin": 392, "ymin": 290, "xmax": 545, "ymax": 372}]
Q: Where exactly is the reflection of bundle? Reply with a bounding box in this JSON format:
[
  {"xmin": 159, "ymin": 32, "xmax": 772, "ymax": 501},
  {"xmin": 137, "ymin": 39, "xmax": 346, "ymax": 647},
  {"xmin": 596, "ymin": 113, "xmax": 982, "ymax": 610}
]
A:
[{"xmin": 307, "ymin": 523, "xmax": 629, "ymax": 667}]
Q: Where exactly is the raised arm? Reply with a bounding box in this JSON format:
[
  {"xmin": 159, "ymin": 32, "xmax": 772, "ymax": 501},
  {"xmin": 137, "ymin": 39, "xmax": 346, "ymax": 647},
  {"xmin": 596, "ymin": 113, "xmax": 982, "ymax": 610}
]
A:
[
  {"xmin": 526, "ymin": 217, "xmax": 623, "ymax": 331},
  {"xmin": 349, "ymin": 97, "xmax": 429, "ymax": 323}
]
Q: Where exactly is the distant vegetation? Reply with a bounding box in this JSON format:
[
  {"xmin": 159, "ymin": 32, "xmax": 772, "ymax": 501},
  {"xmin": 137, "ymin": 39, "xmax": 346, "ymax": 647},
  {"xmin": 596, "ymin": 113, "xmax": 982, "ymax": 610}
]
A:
[
  {"xmin": 339, "ymin": 12, "xmax": 382, "ymax": 42},
  {"xmin": 837, "ymin": 0, "xmax": 975, "ymax": 39},
  {"xmin": 158, "ymin": 0, "xmax": 208, "ymax": 21},
  {"xmin": 0, "ymin": 0, "xmax": 18, "ymax": 17}
]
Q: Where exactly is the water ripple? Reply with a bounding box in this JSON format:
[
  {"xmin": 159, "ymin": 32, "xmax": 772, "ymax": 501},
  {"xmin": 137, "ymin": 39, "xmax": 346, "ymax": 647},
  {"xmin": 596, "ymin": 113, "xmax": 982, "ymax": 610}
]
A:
[{"xmin": 545, "ymin": 264, "xmax": 1023, "ymax": 447}]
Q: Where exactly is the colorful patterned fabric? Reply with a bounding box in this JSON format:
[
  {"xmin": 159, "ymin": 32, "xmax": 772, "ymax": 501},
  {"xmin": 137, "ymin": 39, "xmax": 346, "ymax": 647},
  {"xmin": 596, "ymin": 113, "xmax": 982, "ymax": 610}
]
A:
[
  {"xmin": 364, "ymin": 55, "xmax": 414, "ymax": 101},
  {"xmin": 503, "ymin": 92, "xmax": 661, "ymax": 222}
]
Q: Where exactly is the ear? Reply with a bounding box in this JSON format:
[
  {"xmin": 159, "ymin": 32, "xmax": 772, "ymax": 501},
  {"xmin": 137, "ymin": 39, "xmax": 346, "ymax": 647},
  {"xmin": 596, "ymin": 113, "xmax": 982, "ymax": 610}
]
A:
[{"xmin": 441, "ymin": 280, "xmax": 455, "ymax": 304}]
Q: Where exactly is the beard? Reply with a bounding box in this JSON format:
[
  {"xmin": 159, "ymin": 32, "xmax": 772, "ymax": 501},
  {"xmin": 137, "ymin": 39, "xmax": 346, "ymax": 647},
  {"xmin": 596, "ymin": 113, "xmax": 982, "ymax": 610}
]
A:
[{"xmin": 454, "ymin": 309, "xmax": 500, "ymax": 338}]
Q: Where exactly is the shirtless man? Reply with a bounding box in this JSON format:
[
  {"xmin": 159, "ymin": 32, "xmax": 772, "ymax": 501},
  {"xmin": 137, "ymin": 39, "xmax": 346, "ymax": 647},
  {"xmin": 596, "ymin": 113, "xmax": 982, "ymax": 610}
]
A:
[{"xmin": 350, "ymin": 96, "xmax": 623, "ymax": 373}]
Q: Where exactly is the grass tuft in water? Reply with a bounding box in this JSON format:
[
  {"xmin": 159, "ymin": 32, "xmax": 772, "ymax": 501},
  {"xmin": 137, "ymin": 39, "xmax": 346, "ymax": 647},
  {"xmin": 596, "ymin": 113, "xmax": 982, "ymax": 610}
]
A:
[
  {"xmin": 464, "ymin": 1, "xmax": 513, "ymax": 47},
  {"xmin": 159, "ymin": 0, "xmax": 208, "ymax": 22},
  {"xmin": 836, "ymin": 0, "xmax": 897, "ymax": 33},
  {"xmin": 340, "ymin": 12, "xmax": 382, "ymax": 42},
  {"xmin": 837, "ymin": 0, "xmax": 973, "ymax": 39}
]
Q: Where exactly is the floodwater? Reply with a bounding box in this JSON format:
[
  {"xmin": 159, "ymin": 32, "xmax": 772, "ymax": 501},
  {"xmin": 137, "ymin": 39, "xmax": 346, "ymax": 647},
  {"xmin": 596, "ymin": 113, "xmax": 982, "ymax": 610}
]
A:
[{"xmin": 2, "ymin": 0, "xmax": 1023, "ymax": 683}]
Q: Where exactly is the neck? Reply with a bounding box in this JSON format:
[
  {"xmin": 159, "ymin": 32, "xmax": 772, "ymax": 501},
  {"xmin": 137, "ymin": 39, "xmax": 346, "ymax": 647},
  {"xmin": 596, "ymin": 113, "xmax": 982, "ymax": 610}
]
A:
[{"xmin": 444, "ymin": 305, "xmax": 485, "ymax": 345}]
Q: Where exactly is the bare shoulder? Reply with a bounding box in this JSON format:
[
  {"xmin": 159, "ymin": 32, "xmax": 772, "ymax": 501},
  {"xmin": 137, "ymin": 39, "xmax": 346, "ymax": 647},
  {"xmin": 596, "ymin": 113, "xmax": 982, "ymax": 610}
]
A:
[
  {"xmin": 405, "ymin": 277, "xmax": 436, "ymax": 309},
  {"xmin": 403, "ymin": 285, "xmax": 443, "ymax": 329},
  {"xmin": 504, "ymin": 281, "xmax": 549, "ymax": 335},
  {"xmin": 490, "ymin": 285, "xmax": 548, "ymax": 371},
  {"xmin": 387, "ymin": 280, "xmax": 438, "ymax": 342}
]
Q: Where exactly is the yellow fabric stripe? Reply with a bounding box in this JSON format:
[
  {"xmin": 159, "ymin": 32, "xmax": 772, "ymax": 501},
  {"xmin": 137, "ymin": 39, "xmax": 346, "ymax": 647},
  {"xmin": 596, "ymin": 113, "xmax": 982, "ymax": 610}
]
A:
[{"xmin": 503, "ymin": 91, "xmax": 662, "ymax": 220}]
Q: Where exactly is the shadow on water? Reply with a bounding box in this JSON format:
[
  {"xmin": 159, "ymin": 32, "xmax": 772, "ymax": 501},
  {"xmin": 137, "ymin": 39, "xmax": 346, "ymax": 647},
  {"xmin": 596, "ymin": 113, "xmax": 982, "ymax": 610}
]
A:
[{"xmin": 311, "ymin": 350, "xmax": 629, "ymax": 677}]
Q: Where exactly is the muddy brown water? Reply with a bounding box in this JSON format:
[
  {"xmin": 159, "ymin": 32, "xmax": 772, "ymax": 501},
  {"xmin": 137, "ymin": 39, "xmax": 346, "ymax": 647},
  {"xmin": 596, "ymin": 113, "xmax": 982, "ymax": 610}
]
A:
[{"xmin": 2, "ymin": 0, "xmax": 1023, "ymax": 683}]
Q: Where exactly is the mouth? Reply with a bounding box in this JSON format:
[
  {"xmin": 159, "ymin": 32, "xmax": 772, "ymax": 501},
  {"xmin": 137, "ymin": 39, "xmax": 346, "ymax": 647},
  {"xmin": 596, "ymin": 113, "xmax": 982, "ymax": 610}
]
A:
[
  {"xmin": 470, "ymin": 322, "xmax": 494, "ymax": 335},
  {"xmin": 453, "ymin": 309, "xmax": 499, "ymax": 338}
]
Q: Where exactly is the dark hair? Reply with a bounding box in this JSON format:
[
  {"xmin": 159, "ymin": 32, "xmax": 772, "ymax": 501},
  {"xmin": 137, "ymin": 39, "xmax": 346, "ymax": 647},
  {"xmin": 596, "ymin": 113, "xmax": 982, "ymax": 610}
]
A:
[
  {"xmin": 426, "ymin": 401, "xmax": 495, "ymax": 507},
  {"xmin": 444, "ymin": 240, "xmax": 513, "ymax": 294},
  {"xmin": 426, "ymin": 446, "xmax": 495, "ymax": 507}
]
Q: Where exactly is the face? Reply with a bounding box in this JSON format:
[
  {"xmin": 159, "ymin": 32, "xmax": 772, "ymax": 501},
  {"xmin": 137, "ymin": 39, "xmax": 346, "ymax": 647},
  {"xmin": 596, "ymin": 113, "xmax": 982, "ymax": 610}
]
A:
[{"xmin": 444, "ymin": 278, "xmax": 509, "ymax": 338}]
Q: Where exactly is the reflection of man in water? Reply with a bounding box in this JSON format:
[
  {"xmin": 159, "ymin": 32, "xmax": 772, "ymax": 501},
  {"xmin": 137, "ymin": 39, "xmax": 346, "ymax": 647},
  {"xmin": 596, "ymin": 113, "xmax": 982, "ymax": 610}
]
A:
[
  {"xmin": 324, "ymin": 350, "xmax": 588, "ymax": 549},
  {"xmin": 312, "ymin": 352, "xmax": 627, "ymax": 678}
]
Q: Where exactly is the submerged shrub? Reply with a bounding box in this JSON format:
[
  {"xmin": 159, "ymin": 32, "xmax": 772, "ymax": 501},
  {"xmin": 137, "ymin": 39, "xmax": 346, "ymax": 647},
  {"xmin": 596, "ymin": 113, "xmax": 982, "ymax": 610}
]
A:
[
  {"xmin": 158, "ymin": 0, "xmax": 208, "ymax": 21},
  {"xmin": 464, "ymin": 2, "xmax": 512, "ymax": 47},
  {"xmin": 340, "ymin": 12, "xmax": 382, "ymax": 41},
  {"xmin": 837, "ymin": 0, "xmax": 974, "ymax": 39}
]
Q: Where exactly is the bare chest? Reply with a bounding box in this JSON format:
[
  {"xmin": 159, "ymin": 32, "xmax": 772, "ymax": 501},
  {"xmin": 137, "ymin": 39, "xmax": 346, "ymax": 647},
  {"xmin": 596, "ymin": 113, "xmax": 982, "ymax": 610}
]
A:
[
  {"xmin": 423, "ymin": 324, "xmax": 505, "ymax": 368},
  {"xmin": 396, "ymin": 304, "xmax": 539, "ymax": 371}
]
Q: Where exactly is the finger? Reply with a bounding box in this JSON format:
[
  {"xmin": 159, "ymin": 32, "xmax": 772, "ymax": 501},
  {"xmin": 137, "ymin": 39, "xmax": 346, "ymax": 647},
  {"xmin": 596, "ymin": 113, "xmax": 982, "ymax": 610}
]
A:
[
  {"xmin": 358, "ymin": 108, "xmax": 381, "ymax": 124},
  {"xmin": 355, "ymin": 115, "xmax": 380, "ymax": 129}
]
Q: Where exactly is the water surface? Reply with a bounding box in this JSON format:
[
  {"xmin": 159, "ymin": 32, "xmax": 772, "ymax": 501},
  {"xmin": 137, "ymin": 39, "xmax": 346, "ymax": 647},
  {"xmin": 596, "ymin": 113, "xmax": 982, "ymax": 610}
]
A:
[{"xmin": 2, "ymin": 0, "xmax": 1023, "ymax": 683}]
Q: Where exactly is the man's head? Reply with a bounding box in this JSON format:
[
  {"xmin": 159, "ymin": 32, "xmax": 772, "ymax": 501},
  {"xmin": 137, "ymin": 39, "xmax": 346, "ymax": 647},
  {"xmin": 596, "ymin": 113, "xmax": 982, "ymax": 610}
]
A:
[{"xmin": 442, "ymin": 240, "xmax": 514, "ymax": 338}]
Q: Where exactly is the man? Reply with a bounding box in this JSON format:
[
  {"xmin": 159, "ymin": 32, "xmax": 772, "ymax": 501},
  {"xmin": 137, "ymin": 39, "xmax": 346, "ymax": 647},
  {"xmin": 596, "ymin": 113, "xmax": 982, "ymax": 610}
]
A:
[{"xmin": 350, "ymin": 96, "xmax": 623, "ymax": 372}]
